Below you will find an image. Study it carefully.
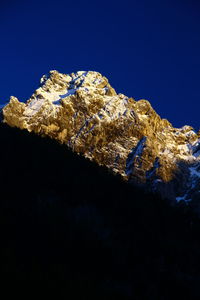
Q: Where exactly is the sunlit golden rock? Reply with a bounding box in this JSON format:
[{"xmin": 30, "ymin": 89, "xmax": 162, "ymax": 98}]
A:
[{"xmin": 2, "ymin": 70, "xmax": 200, "ymax": 203}]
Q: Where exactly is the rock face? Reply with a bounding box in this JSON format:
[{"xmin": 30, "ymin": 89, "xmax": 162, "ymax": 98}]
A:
[{"xmin": 2, "ymin": 70, "xmax": 200, "ymax": 204}]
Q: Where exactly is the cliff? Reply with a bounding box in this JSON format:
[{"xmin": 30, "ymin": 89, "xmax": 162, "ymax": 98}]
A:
[{"xmin": 2, "ymin": 70, "xmax": 200, "ymax": 205}]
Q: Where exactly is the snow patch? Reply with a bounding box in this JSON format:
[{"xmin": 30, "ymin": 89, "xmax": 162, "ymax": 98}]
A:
[
  {"xmin": 53, "ymin": 99, "xmax": 61, "ymax": 105},
  {"xmin": 60, "ymin": 89, "xmax": 77, "ymax": 98},
  {"xmin": 25, "ymin": 98, "xmax": 45, "ymax": 116},
  {"xmin": 189, "ymin": 166, "xmax": 200, "ymax": 178},
  {"xmin": 194, "ymin": 150, "xmax": 200, "ymax": 158},
  {"xmin": 125, "ymin": 137, "xmax": 147, "ymax": 176},
  {"xmin": 146, "ymin": 157, "xmax": 160, "ymax": 179},
  {"xmin": 176, "ymin": 195, "xmax": 188, "ymax": 202}
]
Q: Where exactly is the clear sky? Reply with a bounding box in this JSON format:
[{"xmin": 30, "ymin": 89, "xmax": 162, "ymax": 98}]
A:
[{"xmin": 0, "ymin": 0, "xmax": 199, "ymax": 130}]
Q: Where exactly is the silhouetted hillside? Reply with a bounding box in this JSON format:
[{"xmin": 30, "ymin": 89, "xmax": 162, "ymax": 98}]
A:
[{"xmin": 1, "ymin": 123, "xmax": 200, "ymax": 299}]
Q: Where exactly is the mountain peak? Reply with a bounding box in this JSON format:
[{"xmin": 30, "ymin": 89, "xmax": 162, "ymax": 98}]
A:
[{"xmin": 2, "ymin": 70, "xmax": 200, "ymax": 207}]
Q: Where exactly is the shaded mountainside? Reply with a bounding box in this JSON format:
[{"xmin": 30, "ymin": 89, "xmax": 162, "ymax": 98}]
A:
[
  {"xmin": 2, "ymin": 70, "xmax": 200, "ymax": 205},
  {"xmin": 1, "ymin": 123, "xmax": 200, "ymax": 299}
]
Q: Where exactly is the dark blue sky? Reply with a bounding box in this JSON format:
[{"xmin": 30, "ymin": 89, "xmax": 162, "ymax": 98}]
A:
[{"xmin": 0, "ymin": 0, "xmax": 199, "ymax": 130}]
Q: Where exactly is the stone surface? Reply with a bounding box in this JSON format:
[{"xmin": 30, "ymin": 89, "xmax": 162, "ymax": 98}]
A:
[{"xmin": 2, "ymin": 70, "xmax": 200, "ymax": 204}]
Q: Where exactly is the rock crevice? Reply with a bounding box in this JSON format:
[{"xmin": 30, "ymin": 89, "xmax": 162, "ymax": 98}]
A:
[{"xmin": 2, "ymin": 70, "xmax": 200, "ymax": 203}]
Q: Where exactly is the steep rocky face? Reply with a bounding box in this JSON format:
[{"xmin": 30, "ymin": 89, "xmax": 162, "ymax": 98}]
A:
[{"xmin": 2, "ymin": 70, "xmax": 200, "ymax": 204}]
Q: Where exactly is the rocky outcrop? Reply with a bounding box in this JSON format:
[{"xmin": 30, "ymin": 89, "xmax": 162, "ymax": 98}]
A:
[{"xmin": 2, "ymin": 70, "xmax": 200, "ymax": 204}]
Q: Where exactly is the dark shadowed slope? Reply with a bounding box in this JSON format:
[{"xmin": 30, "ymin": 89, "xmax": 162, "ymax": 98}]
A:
[{"xmin": 1, "ymin": 123, "xmax": 200, "ymax": 299}]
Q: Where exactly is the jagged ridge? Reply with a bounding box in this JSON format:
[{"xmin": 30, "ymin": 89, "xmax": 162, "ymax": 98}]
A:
[{"xmin": 2, "ymin": 70, "xmax": 200, "ymax": 205}]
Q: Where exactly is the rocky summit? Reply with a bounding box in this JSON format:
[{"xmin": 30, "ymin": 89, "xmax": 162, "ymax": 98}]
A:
[{"xmin": 2, "ymin": 70, "xmax": 200, "ymax": 206}]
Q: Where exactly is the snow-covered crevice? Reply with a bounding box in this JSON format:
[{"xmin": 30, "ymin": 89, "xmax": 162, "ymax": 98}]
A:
[
  {"xmin": 176, "ymin": 165, "xmax": 200, "ymax": 203},
  {"xmin": 123, "ymin": 109, "xmax": 128, "ymax": 116},
  {"xmin": 176, "ymin": 194, "xmax": 191, "ymax": 202},
  {"xmin": 146, "ymin": 157, "xmax": 160, "ymax": 179},
  {"xmin": 52, "ymin": 99, "xmax": 61, "ymax": 105},
  {"xmin": 71, "ymin": 71, "xmax": 88, "ymax": 82},
  {"xmin": 93, "ymin": 78, "xmax": 103, "ymax": 85},
  {"xmin": 25, "ymin": 98, "xmax": 46, "ymax": 116},
  {"xmin": 69, "ymin": 71, "xmax": 88, "ymax": 89},
  {"xmin": 194, "ymin": 150, "xmax": 200, "ymax": 158},
  {"xmin": 85, "ymin": 124, "xmax": 96, "ymax": 134},
  {"xmin": 191, "ymin": 140, "xmax": 200, "ymax": 158},
  {"xmin": 189, "ymin": 166, "xmax": 200, "ymax": 178},
  {"xmin": 59, "ymin": 89, "xmax": 77, "ymax": 98},
  {"xmin": 125, "ymin": 137, "xmax": 147, "ymax": 176},
  {"xmin": 100, "ymin": 96, "xmax": 128, "ymax": 120},
  {"xmin": 72, "ymin": 116, "xmax": 94, "ymax": 144}
]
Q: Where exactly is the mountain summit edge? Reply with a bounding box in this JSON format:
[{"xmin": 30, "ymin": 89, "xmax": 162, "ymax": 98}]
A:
[{"xmin": 2, "ymin": 70, "xmax": 200, "ymax": 207}]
